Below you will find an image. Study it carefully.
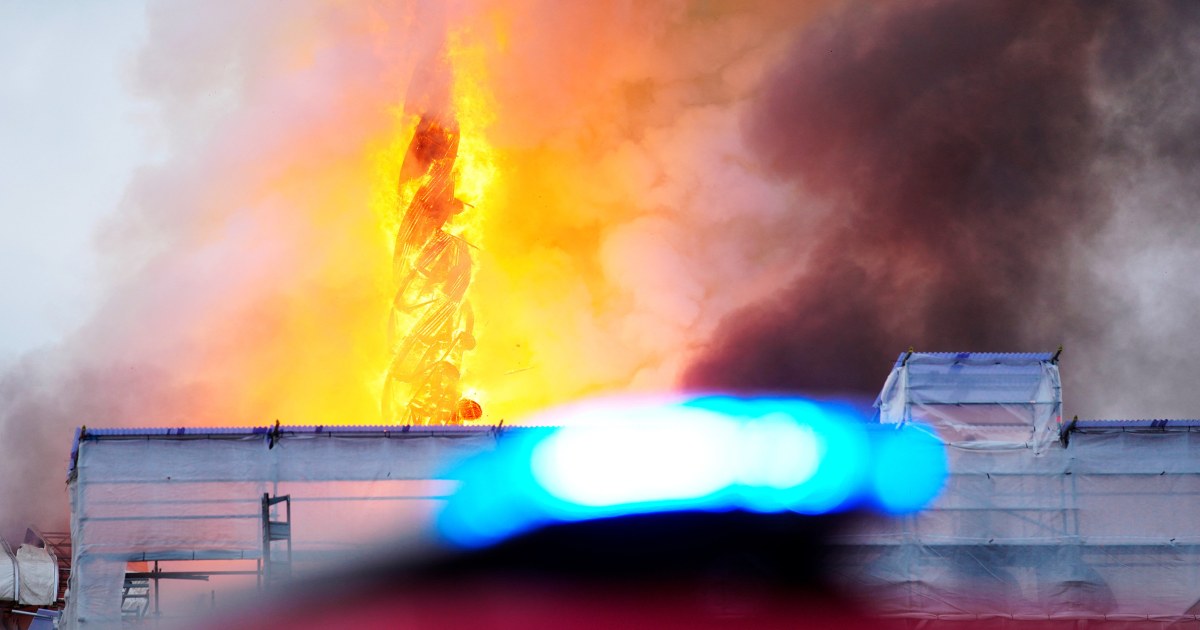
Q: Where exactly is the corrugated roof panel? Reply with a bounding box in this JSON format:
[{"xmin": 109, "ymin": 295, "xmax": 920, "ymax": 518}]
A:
[
  {"xmin": 1070, "ymin": 419, "xmax": 1200, "ymax": 430},
  {"xmin": 68, "ymin": 424, "xmax": 535, "ymax": 477},
  {"xmin": 78, "ymin": 425, "xmax": 509, "ymax": 438},
  {"xmin": 892, "ymin": 351, "xmax": 1057, "ymax": 368}
]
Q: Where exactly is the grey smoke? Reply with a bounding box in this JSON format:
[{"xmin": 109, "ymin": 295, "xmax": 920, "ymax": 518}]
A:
[
  {"xmin": 684, "ymin": 0, "xmax": 1200, "ymax": 420},
  {"xmin": 5, "ymin": 0, "xmax": 1200, "ymax": 543}
]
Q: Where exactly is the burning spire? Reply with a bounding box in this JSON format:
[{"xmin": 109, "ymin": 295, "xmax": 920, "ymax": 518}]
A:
[{"xmin": 381, "ymin": 114, "xmax": 483, "ymax": 425}]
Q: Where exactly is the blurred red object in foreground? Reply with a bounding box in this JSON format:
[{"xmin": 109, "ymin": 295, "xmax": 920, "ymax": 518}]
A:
[{"xmin": 209, "ymin": 512, "xmax": 888, "ymax": 630}]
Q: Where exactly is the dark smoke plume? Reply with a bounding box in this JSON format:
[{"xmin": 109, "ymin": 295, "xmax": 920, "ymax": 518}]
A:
[{"xmin": 685, "ymin": 0, "xmax": 1200, "ymax": 415}]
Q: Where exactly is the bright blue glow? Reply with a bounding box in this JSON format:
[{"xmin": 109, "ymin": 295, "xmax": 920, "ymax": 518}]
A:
[
  {"xmin": 870, "ymin": 424, "xmax": 947, "ymax": 514},
  {"xmin": 435, "ymin": 428, "xmax": 554, "ymax": 548},
  {"xmin": 531, "ymin": 406, "xmax": 736, "ymax": 510},
  {"xmin": 735, "ymin": 414, "xmax": 821, "ymax": 490},
  {"xmin": 435, "ymin": 396, "xmax": 948, "ymax": 549}
]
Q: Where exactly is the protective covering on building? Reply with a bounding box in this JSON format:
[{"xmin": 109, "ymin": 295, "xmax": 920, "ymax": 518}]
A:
[
  {"xmin": 64, "ymin": 351, "xmax": 1200, "ymax": 627},
  {"xmin": 1, "ymin": 540, "xmax": 59, "ymax": 606},
  {"xmin": 874, "ymin": 350, "xmax": 1062, "ymax": 452},
  {"xmin": 15, "ymin": 545, "xmax": 58, "ymax": 606},
  {"xmin": 834, "ymin": 350, "xmax": 1200, "ymax": 625},
  {"xmin": 65, "ymin": 426, "xmax": 502, "ymax": 628},
  {"xmin": 0, "ymin": 541, "xmax": 14, "ymax": 602}
]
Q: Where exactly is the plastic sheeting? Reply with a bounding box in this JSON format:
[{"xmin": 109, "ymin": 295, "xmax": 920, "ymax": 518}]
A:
[
  {"xmin": 65, "ymin": 356, "xmax": 1200, "ymax": 627},
  {"xmin": 0, "ymin": 541, "xmax": 14, "ymax": 602},
  {"xmin": 875, "ymin": 352, "xmax": 1062, "ymax": 452},
  {"xmin": 1, "ymin": 541, "xmax": 58, "ymax": 606},
  {"xmin": 839, "ymin": 351, "xmax": 1200, "ymax": 624},
  {"xmin": 832, "ymin": 431, "xmax": 1200, "ymax": 622},
  {"xmin": 65, "ymin": 427, "xmax": 502, "ymax": 629},
  {"xmin": 15, "ymin": 544, "xmax": 58, "ymax": 606}
]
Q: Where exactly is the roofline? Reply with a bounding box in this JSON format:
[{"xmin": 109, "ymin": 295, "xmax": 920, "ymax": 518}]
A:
[
  {"xmin": 69, "ymin": 424, "xmax": 537, "ymax": 478},
  {"xmin": 1058, "ymin": 418, "xmax": 1200, "ymax": 446},
  {"xmin": 890, "ymin": 351, "xmax": 1058, "ymax": 368},
  {"xmin": 1068, "ymin": 419, "xmax": 1200, "ymax": 430},
  {"xmin": 77, "ymin": 424, "xmax": 508, "ymax": 439}
]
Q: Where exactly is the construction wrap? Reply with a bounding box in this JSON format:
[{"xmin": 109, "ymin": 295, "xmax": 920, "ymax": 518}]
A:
[
  {"xmin": 875, "ymin": 352, "xmax": 1062, "ymax": 452},
  {"xmin": 832, "ymin": 430, "xmax": 1200, "ymax": 623},
  {"xmin": 845, "ymin": 352, "xmax": 1200, "ymax": 625},
  {"xmin": 0, "ymin": 541, "xmax": 58, "ymax": 606},
  {"xmin": 15, "ymin": 544, "xmax": 58, "ymax": 606},
  {"xmin": 66, "ymin": 352, "xmax": 1200, "ymax": 627},
  {"xmin": 0, "ymin": 541, "xmax": 14, "ymax": 602},
  {"xmin": 64, "ymin": 427, "xmax": 500, "ymax": 629}
]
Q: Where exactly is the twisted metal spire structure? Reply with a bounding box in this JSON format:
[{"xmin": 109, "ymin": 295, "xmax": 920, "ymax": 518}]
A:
[{"xmin": 382, "ymin": 115, "xmax": 482, "ymax": 425}]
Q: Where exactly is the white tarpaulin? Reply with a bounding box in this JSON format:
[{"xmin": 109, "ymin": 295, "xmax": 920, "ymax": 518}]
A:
[
  {"xmin": 1, "ymin": 540, "xmax": 58, "ymax": 606},
  {"xmin": 65, "ymin": 426, "xmax": 500, "ymax": 629},
  {"xmin": 0, "ymin": 541, "xmax": 15, "ymax": 602},
  {"xmin": 15, "ymin": 544, "xmax": 57, "ymax": 606},
  {"xmin": 843, "ymin": 350, "xmax": 1200, "ymax": 625},
  {"xmin": 65, "ymin": 352, "xmax": 1200, "ymax": 628},
  {"xmin": 875, "ymin": 351, "xmax": 1062, "ymax": 452}
]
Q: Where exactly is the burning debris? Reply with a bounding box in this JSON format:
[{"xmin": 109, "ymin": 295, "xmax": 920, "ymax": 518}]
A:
[{"xmin": 382, "ymin": 115, "xmax": 482, "ymax": 425}]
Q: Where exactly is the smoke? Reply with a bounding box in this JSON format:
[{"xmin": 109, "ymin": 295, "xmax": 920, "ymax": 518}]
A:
[
  {"xmin": 4, "ymin": 0, "xmax": 1200, "ymax": 540},
  {"xmin": 0, "ymin": 0, "xmax": 437, "ymax": 537},
  {"xmin": 455, "ymin": 1, "xmax": 833, "ymax": 413},
  {"xmin": 683, "ymin": 1, "xmax": 1200, "ymax": 418},
  {"xmin": 0, "ymin": 1, "xmax": 828, "ymax": 537},
  {"xmin": 1070, "ymin": 2, "xmax": 1200, "ymax": 418}
]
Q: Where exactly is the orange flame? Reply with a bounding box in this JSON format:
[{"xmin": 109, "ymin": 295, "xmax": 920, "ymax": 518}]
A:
[
  {"xmin": 113, "ymin": 2, "xmax": 828, "ymax": 429},
  {"xmin": 374, "ymin": 28, "xmax": 497, "ymax": 424}
]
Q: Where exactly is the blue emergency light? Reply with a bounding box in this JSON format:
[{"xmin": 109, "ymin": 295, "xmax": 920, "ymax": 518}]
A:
[{"xmin": 437, "ymin": 396, "xmax": 946, "ymax": 549}]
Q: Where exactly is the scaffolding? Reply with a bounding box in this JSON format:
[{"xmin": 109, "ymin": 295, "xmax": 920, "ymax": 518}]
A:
[
  {"xmin": 832, "ymin": 350, "xmax": 1200, "ymax": 623},
  {"xmin": 62, "ymin": 351, "xmax": 1200, "ymax": 627},
  {"xmin": 1, "ymin": 528, "xmax": 69, "ymax": 623},
  {"xmin": 64, "ymin": 425, "xmax": 505, "ymax": 628}
]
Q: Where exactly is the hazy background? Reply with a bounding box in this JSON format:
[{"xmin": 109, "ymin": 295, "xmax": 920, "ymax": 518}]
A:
[
  {"xmin": 4, "ymin": 0, "xmax": 1200, "ymax": 537},
  {"xmin": 0, "ymin": 2, "xmax": 152, "ymax": 363}
]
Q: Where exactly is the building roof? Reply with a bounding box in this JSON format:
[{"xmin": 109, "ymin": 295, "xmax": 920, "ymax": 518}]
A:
[
  {"xmin": 890, "ymin": 350, "xmax": 1058, "ymax": 369},
  {"xmin": 69, "ymin": 424, "xmax": 513, "ymax": 477},
  {"xmin": 1059, "ymin": 418, "xmax": 1200, "ymax": 442}
]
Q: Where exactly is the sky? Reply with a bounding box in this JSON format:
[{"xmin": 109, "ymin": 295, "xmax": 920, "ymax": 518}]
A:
[
  {"xmin": 0, "ymin": 1, "xmax": 152, "ymax": 364},
  {"xmin": 3, "ymin": 1, "xmax": 1200, "ymax": 536}
]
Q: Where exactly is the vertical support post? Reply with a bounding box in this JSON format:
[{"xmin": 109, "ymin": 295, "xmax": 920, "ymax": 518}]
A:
[
  {"xmin": 261, "ymin": 492, "xmax": 271, "ymax": 588},
  {"xmin": 153, "ymin": 561, "xmax": 160, "ymax": 617},
  {"xmin": 285, "ymin": 496, "xmax": 293, "ymax": 575},
  {"xmin": 261, "ymin": 492, "xmax": 292, "ymax": 591}
]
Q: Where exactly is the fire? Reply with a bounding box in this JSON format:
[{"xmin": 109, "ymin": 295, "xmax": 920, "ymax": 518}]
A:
[
  {"xmin": 380, "ymin": 115, "xmax": 469, "ymax": 424},
  {"xmin": 105, "ymin": 2, "xmax": 825, "ymax": 430},
  {"xmin": 378, "ymin": 31, "xmax": 496, "ymax": 425}
]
